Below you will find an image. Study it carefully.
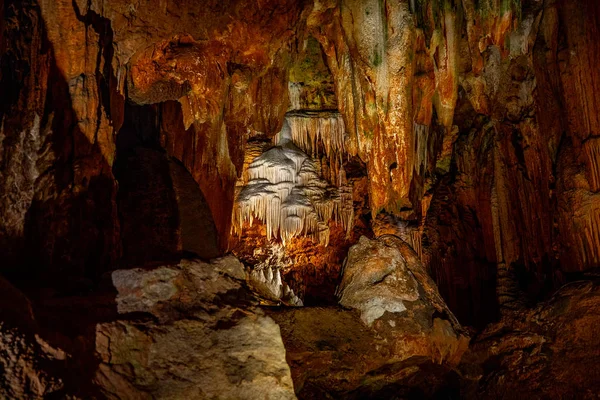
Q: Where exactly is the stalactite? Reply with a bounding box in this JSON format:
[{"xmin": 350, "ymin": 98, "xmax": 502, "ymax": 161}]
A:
[
  {"xmin": 232, "ymin": 121, "xmax": 353, "ymax": 246},
  {"xmin": 288, "ymin": 82, "xmax": 302, "ymax": 111},
  {"xmin": 496, "ymin": 262, "xmax": 525, "ymax": 311},
  {"xmin": 275, "ymin": 111, "xmax": 347, "ymax": 161},
  {"xmin": 584, "ymin": 140, "xmax": 600, "ymax": 192},
  {"xmin": 413, "ymin": 123, "xmax": 430, "ymax": 174}
]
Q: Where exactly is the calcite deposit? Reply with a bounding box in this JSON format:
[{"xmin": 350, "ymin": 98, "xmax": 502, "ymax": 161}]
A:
[{"xmin": 233, "ymin": 119, "xmax": 353, "ymax": 246}]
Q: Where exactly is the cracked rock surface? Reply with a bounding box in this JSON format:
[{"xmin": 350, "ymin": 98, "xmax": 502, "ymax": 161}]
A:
[{"xmin": 95, "ymin": 256, "xmax": 296, "ymax": 400}]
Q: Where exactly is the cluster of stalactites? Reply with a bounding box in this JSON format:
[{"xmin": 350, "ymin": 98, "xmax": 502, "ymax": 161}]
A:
[
  {"xmin": 233, "ymin": 126, "xmax": 353, "ymax": 246},
  {"xmin": 276, "ymin": 111, "xmax": 346, "ymax": 161},
  {"xmin": 413, "ymin": 123, "xmax": 430, "ymax": 175}
]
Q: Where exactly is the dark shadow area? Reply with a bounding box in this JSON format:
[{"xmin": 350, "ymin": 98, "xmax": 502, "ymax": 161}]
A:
[
  {"xmin": 0, "ymin": 2, "xmax": 120, "ymax": 396},
  {"xmin": 422, "ymin": 93, "xmax": 500, "ymax": 329},
  {"xmin": 113, "ymin": 101, "xmax": 220, "ymax": 267},
  {"xmin": 113, "ymin": 102, "xmax": 181, "ymax": 266},
  {"xmin": 0, "ymin": 1, "xmax": 215, "ymax": 397},
  {"xmin": 342, "ymin": 357, "xmax": 462, "ymax": 400}
]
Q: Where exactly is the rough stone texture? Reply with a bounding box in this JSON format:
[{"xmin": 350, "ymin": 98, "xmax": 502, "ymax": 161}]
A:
[
  {"xmin": 3, "ymin": 265, "xmax": 600, "ymax": 399},
  {"xmin": 96, "ymin": 256, "xmax": 297, "ymax": 399},
  {"xmin": 111, "ymin": 1, "xmax": 306, "ymax": 248},
  {"xmin": 95, "ymin": 315, "xmax": 295, "ymax": 400},
  {"xmin": 307, "ymin": 0, "xmax": 416, "ymax": 212},
  {"xmin": 302, "ymin": 0, "xmax": 600, "ymax": 327},
  {"xmin": 269, "ymin": 235, "xmax": 468, "ymax": 398},
  {"xmin": 0, "ymin": 0, "xmax": 120, "ymax": 280},
  {"xmin": 0, "ymin": 0, "xmax": 307, "ymax": 282},
  {"xmin": 338, "ymin": 236, "xmax": 421, "ymax": 325},
  {"xmin": 2, "ymin": 0, "xmax": 600, "ymax": 397},
  {"xmin": 0, "ymin": 324, "xmax": 67, "ymax": 399},
  {"xmin": 111, "ymin": 256, "xmax": 246, "ymax": 321},
  {"xmin": 463, "ymin": 279, "xmax": 600, "ymax": 399},
  {"xmin": 0, "ymin": 276, "xmax": 69, "ymax": 399},
  {"xmin": 233, "ymin": 220, "xmax": 366, "ymax": 306},
  {"xmin": 0, "ymin": 256, "xmax": 298, "ymax": 399},
  {"xmin": 2, "ymin": 0, "xmax": 600, "ymax": 328},
  {"xmin": 337, "ymin": 235, "xmax": 467, "ymax": 361},
  {"xmin": 288, "ymin": 36, "xmax": 337, "ymax": 111},
  {"xmin": 268, "ymin": 276, "xmax": 600, "ymax": 399}
]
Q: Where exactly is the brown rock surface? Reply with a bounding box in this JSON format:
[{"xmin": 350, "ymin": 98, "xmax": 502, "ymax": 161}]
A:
[
  {"xmin": 0, "ymin": 277, "xmax": 70, "ymax": 399},
  {"xmin": 464, "ymin": 279, "xmax": 600, "ymax": 399},
  {"xmin": 0, "ymin": 323, "xmax": 67, "ymax": 399},
  {"xmin": 1, "ymin": 0, "xmax": 599, "ymax": 327},
  {"xmin": 96, "ymin": 256, "xmax": 297, "ymax": 399},
  {"xmin": 2, "ymin": 0, "xmax": 600, "ymax": 397},
  {"xmin": 269, "ymin": 235, "xmax": 468, "ymax": 398},
  {"xmin": 0, "ymin": 0, "xmax": 307, "ymax": 280},
  {"xmin": 302, "ymin": 0, "xmax": 600, "ymax": 326}
]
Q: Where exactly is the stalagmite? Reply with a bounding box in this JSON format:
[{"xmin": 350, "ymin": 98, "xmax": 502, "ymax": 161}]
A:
[{"xmin": 249, "ymin": 265, "xmax": 303, "ymax": 306}]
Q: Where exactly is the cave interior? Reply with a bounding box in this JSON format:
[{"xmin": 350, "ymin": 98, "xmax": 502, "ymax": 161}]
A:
[{"xmin": 1, "ymin": 0, "xmax": 600, "ymax": 398}]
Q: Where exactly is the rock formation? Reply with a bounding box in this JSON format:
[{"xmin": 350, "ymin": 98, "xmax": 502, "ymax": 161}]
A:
[
  {"xmin": 96, "ymin": 256, "xmax": 297, "ymax": 400},
  {"xmin": 269, "ymin": 236, "xmax": 468, "ymax": 398},
  {"xmin": 1, "ymin": 0, "xmax": 600, "ymax": 398},
  {"xmin": 232, "ymin": 120, "xmax": 352, "ymax": 247}
]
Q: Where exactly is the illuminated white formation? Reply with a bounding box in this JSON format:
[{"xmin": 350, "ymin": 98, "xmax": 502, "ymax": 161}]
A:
[
  {"xmin": 233, "ymin": 121, "xmax": 353, "ymax": 246},
  {"xmin": 276, "ymin": 111, "xmax": 346, "ymax": 160},
  {"xmin": 249, "ymin": 266, "xmax": 303, "ymax": 306}
]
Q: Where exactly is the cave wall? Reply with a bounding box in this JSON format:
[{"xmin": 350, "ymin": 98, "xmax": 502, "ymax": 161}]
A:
[
  {"xmin": 305, "ymin": 0, "xmax": 600, "ymax": 325},
  {"xmin": 1, "ymin": 0, "xmax": 599, "ymax": 326},
  {"xmin": 0, "ymin": 0, "xmax": 121, "ymax": 281},
  {"xmin": 0, "ymin": 0, "xmax": 307, "ymax": 283}
]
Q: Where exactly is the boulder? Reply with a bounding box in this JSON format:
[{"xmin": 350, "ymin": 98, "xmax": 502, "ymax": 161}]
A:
[
  {"xmin": 111, "ymin": 256, "xmax": 248, "ymax": 322},
  {"xmin": 337, "ymin": 235, "xmax": 468, "ymax": 364},
  {"xmin": 465, "ymin": 280, "xmax": 600, "ymax": 399},
  {"xmin": 95, "ymin": 256, "xmax": 297, "ymax": 400},
  {"xmin": 268, "ymin": 235, "xmax": 469, "ymax": 397}
]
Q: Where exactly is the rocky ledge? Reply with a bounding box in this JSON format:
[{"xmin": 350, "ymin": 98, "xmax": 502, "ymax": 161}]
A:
[{"xmin": 1, "ymin": 239, "xmax": 599, "ymax": 399}]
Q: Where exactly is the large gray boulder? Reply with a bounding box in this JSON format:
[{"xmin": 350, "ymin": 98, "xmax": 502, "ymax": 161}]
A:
[
  {"xmin": 337, "ymin": 235, "xmax": 468, "ymax": 364},
  {"xmin": 94, "ymin": 256, "xmax": 296, "ymax": 400}
]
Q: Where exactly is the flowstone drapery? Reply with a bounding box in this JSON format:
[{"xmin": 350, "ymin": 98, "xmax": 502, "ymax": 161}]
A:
[{"xmin": 232, "ymin": 120, "xmax": 353, "ymax": 246}]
